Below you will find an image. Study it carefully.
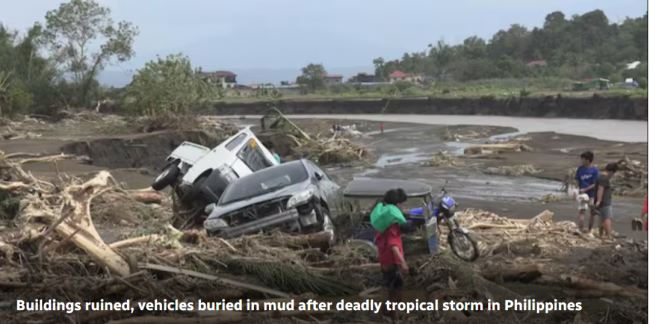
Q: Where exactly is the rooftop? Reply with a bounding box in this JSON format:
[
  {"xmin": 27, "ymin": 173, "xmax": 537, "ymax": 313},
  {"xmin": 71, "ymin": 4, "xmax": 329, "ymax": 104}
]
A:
[
  {"xmin": 526, "ymin": 60, "xmax": 547, "ymax": 67},
  {"xmin": 200, "ymin": 70, "xmax": 237, "ymax": 77}
]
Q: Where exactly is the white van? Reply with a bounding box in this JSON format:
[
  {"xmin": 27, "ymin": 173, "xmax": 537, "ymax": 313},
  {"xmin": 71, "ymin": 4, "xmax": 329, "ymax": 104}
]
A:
[{"xmin": 151, "ymin": 126, "xmax": 279, "ymax": 204}]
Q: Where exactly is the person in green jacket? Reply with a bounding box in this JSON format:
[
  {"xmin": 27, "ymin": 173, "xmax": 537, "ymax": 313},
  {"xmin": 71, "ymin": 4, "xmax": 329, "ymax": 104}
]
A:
[
  {"xmin": 264, "ymin": 141, "xmax": 281, "ymax": 164},
  {"xmin": 371, "ymin": 188, "xmax": 408, "ymax": 321}
]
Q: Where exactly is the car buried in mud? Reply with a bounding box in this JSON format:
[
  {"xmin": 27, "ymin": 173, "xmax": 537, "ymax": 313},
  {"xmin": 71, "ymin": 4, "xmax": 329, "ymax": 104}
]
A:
[
  {"xmin": 150, "ymin": 127, "xmax": 279, "ymax": 205},
  {"xmin": 203, "ymin": 159, "xmax": 339, "ymax": 239}
]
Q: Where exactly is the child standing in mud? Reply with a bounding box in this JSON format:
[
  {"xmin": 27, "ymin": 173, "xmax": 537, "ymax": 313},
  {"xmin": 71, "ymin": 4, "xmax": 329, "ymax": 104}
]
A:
[
  {"xmin": 594, "ymin": 163, "xmax": 618, "ymax": 238},
  {"xmin": 574, "ymin": 151, "xmax": 599, "ymax": 232},
  {"xmin": 370, "ymin": 188, "xmax": 409, "ymax": 321}
]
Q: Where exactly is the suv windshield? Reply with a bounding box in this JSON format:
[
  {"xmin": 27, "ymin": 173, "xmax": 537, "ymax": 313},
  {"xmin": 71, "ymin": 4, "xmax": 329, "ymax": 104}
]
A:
[{"xmin": 219, "ymin": 161, "xmax": 308, "ymax": 205}]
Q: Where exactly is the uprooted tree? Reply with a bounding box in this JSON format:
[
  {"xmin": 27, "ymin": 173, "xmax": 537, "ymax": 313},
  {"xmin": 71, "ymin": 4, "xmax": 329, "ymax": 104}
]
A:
[{"xmin": 43, "ymin": 0, "xmax": 139, "ymax": 108}]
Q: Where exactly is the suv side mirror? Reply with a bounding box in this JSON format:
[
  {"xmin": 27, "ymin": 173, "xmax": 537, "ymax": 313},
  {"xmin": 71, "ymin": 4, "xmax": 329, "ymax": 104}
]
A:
[{"xmin": 314, "ymin": 172, "xmax": 323, "ymax": 181}]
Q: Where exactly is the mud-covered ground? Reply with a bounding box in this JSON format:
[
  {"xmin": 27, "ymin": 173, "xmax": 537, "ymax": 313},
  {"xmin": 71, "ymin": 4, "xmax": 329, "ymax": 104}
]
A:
[
  {"xmin": 0, "ymin": 116, "xmax": 647, "ymax": 240},
  {"xmin": 0, "ymin": 113, "xmax": 646, "ymax": 324}
]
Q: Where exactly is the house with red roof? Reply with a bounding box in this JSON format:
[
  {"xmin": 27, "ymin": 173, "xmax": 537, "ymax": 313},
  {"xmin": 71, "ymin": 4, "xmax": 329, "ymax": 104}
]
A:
[
  {"xmin": 388, "ymin": 70, "xmax": 423, "ymax": 83},
  {"xmin": 526, "ymin": 60, "xmax": 547, "ymax": 67},
  {"xmin": 325, "ymin": 74, "xmax": 344, "ymax": 84}
]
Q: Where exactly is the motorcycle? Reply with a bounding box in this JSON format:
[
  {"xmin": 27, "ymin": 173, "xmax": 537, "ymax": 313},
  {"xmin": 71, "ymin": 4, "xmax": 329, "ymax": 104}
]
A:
[{"xmin": 408, "ymin": 181, "xmax": 480, "ymax": 262}]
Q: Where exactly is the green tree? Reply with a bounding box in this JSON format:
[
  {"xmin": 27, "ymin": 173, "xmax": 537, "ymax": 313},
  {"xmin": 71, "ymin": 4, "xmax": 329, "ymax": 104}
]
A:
[
  {"xmin": 43, "ymin": 0, "xmax": 139, "ymax": 108},
  {"xmin": 124, "ymin": 53, "xmax": 220, "ymax": 116},
  {"xmin": 0, "ymin": 23, "xmax": 60, "ymax": 115},
  {"xmin": 372, "ymin": 9, "xmax": 648, "ymax": 83},
  {"xmin": 296, "ymin": 63, "xmax": 327, "ymax": 92}
]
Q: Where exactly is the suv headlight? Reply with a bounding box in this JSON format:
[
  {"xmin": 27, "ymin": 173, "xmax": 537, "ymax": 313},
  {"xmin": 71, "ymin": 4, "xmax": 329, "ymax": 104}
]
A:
[
  {"xmin": 286, "ymin": 189, "xmax": 314, "ymax": 209},
  {"xmin": 217, "ymin": 165, "xmax": 237, "ymax": 182},
  {"xmin": 204, "ymin": 218, "xmax": 229, "ymax": 230}
]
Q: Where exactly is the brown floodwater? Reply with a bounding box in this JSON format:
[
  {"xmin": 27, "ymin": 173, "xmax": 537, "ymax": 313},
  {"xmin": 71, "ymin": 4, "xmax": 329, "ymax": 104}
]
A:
[{"xmin": 242, "ymin": 114, "xmax": 648, "ymax": 143}]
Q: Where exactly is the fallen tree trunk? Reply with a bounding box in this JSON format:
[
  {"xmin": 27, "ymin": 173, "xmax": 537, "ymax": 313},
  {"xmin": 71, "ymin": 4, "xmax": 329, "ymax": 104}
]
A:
[
  {"xmin": 109, "ymin": 235, "xmax": 166, "ymax": 249},
  {"xmin": 20, "ymin": 171, "xmax": 131, "ymax": 277},
  {"xmin": 140, "ymin": 263, "xmax": 290, "ymax": 298},
  {"xmin": 265, "ymin": 231, "xmax": 332, "ymax": 248},
  {"xmin": 536, "ymin": 275, "xmax": 647, "ymax": 299},
  {"xmin": 481, "ymin": 264, "xmax": 543, "ymax": 283},
  {"xmin": 106, "ymin": 191, "xmax": 163, "ymax": 204}
]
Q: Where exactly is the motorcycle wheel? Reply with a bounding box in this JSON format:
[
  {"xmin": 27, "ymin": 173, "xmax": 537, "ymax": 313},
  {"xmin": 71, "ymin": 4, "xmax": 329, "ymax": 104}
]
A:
[{"xmin": 447, "ymin": 231, "xmax": 480, "ymax": 262}]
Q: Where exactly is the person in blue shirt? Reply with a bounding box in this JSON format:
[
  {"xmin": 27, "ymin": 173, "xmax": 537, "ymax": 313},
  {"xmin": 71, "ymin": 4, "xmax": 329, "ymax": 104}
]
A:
[
  {"xmin": 264, "ymin": 141, "xmax": 281, "ymax": 164},
  {"xmin": 574, "ymin": 151, "xmax": 599, "ymax": 232}
]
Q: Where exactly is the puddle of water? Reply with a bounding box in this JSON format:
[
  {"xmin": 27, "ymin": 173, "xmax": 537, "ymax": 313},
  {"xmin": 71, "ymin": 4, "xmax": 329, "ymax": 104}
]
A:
[
  {"xmin": 375, "ymin": 152, "xmax": 430, "ymax": 168},
  {"xmin": 356, "ymin": 169, "xmax": 380, "ymax": 177},
  {"xmin": 416, "ymin": 171, "xmax": 562, "ymax": 203},
  {"xmin": 443, "ymin": 142, "xmax": 472, "ymax": 155},
  {"xmin": 488, "ymin": 131, "xmax": 526, "ymax": 142}
]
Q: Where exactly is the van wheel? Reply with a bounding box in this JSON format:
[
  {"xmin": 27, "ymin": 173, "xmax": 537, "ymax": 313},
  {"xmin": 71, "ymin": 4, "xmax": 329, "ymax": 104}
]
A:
[
  {"xmin": 151, "ymin": 164, "xmax": 180, "ymax": 191},
  {"xmin": 181, "ymin": 174, "xmax": 208, "ymax": 204}
]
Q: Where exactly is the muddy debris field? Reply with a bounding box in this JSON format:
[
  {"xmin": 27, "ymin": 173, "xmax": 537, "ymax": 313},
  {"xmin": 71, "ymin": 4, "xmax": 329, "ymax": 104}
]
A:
[{"xmin": 0, "ymin": 111, "xmax": 646, "ymax": 324}]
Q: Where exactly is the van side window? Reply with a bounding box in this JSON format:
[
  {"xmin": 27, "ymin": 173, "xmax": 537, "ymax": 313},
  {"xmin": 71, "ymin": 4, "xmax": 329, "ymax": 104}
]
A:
[
  {"xmin": 237, "ymin": 140, "xmax": 274, "ymax": 172},
  {"xmin": 225, "ymin": 134, "xmax": 247, "ymax": 151}
]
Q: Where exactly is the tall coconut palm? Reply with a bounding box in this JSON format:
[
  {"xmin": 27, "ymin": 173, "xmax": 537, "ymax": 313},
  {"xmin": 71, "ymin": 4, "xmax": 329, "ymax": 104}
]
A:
[{"xmin": 0, "ymin": 71, "xmax": 12, "ymax": 117}]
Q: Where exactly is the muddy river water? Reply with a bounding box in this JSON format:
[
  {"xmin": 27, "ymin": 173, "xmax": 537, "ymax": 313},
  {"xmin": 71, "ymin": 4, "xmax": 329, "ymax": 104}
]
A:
[{"xmin": 278, "ymin": 114, "xmax": 648, "ymax": 143}]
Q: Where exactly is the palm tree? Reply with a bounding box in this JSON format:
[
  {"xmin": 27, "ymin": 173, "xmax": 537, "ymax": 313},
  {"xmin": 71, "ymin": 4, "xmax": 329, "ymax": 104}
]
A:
[
  {"xmin": 0, "ymin": 71, "xmax": 12, "ymax": 117},
  {"xmin": 373, "ymin": 57, "xmax": 385, "ymax": 81}
]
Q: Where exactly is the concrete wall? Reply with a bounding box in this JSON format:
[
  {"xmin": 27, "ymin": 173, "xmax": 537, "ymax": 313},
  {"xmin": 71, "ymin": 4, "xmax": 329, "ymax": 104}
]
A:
[{"xmin": 206, "ymin": 95, "xmax": 647, "ymax": 120}]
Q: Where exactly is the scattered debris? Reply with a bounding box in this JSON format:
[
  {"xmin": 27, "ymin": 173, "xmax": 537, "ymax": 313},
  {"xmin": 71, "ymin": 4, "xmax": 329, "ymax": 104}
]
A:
[
  {"xmin": 538, "ymin": 193, "xmax": 566, "ymax": 203},
  {"xmin": 329, "ymin": 124, "xmax": 364, "ymax": 138},
  {"xmin": 464, "ymin": 143, "xmax": 533, "ymax": 155},
  {"xmin": 126, "ymin": 115, "xmax": 239, "ymax": 134},
  {"xmin": 260, "ymin": 108, "xmax": 373, "ymax": 165},
  {"xmin": 0, "ymin": 112, "xmax": 645, "ymax": 324},
  {"xmin": 484, "ymin": 164, "xmax": 542, "ymax": 176},
  {"xmin": 423, "ymin": 151, "xmax": 463, "ymax": 167},
  {"xmin": 443, "ymin": 126, "xmax": 500, "ymax": 141}
]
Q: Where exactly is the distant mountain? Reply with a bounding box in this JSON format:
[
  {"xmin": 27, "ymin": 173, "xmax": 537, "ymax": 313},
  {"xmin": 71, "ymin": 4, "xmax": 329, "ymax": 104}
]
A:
[{"xmin": 98, "ymin": 65, "xmax": 375, "ymax": 87}]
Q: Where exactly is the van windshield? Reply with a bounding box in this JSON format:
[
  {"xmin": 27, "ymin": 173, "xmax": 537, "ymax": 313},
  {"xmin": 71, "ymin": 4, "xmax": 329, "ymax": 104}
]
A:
[
  {"xmin": 237, "ymin": 138, "xmax": 274, "ymax": 172},
  {"xmin": 219, "ymin": 161, "xmax": 308, "ymax": 205}
]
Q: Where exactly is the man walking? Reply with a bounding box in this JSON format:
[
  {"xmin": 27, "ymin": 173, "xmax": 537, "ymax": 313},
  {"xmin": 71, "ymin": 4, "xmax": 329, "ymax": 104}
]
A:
[
  {"xmin": 594, "ymin": 163, "xmax": 618, "ymax": 238},
  {"xmin": 574, "ymin": 151, "xmax": 599, "ymax": 232}
]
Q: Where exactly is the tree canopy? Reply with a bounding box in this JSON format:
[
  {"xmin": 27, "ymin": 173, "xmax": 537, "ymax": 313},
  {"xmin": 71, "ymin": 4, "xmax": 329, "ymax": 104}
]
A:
[
  {"xmin": 0, "ymin": 0, "xmax": 138, "ymax": 116},
  {"xmin": 296, "ymin": 63, "xmax": 328, "ymax": 93},
  {"xmin": 0, "ymin": 5, "xmax": 647, "ymax": 117},
  {"xmin": 124, "ymin": 53, "xmax": 221, "ymax": 116},
  {"xmin": 373, "ymin": 10, "xmax": 648, "ymax": 83}
]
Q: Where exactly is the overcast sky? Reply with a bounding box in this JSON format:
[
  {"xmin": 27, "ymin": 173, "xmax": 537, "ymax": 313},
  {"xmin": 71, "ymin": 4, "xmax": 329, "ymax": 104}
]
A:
[{"xmin": 0, "ymin": 0, "xmax": 647, "ymax": 72}]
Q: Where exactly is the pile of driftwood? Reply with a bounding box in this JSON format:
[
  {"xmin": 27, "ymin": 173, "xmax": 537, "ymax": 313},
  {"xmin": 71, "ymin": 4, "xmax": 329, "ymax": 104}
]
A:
[
  {"xmin": 463, "ymin": 143, "xmax": 533, "ymax": 155},
  {"xmin": 483, "ymin": 164, "xmax": 542, "ymax": 176},
  {"xmin": 610, "ymin": 156, "xmax": 647, "ymax": 196},
  {"xmin": 0, "ymin": 154, "xmax": 647, "ymax": 324},
  {"xmin": 423, "ymin": 151, "xmax": 464, "ymax": 167},
  {"xmin": 261, "ymin": 108, "xmax": 373, "ymax": 165}
]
